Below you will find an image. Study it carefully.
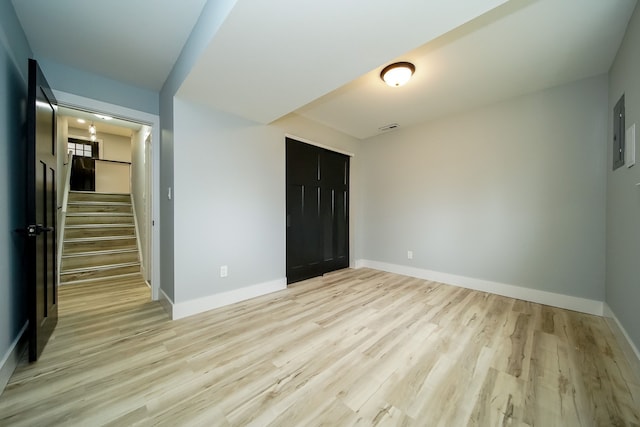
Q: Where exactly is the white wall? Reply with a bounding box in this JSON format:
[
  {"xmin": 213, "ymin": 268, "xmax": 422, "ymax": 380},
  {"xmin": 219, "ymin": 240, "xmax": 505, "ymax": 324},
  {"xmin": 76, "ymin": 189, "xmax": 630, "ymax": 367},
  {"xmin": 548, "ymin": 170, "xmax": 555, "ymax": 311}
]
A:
[
  {"xmin": 359, "ymin": 75, "xmax": 608, "ymax": 302},
  {"xmin": 68, "ymin": 126, "xmax": 132, "ymax": 162},
  {"xmin": 68, "ymin": 126, "xmax": 132, "ymax": 193},
  {"xmin": 131, "ymin": 127, "xmax": 149, "ymax": 280},
  {"xmin": 607, "ymin": 4, "xmax": 640, "ymax": 356},
  {"xmin": 94, "ymin": 161, "xmax": 129, "ymax": 193},
  {"xmin": 172, "ymin": 99, "xmax": 360, "ymax": 306}
]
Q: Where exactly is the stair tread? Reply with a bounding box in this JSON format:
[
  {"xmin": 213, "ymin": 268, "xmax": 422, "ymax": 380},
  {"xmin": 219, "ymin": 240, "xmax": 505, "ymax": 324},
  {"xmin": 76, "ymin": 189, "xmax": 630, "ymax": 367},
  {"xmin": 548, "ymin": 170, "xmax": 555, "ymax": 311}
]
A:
[
  {"xmin": 60, "ymin": 272, "xmax": 140, "ymax": 285},
  {"xmin": 62, "ymin": 248, "xmax": 139, "ymax": 258},
  {"xmin": 65, "ymin": 235, "xmax": 136, "ymax": 242},
  {"xmin": 60, "ymin": 261, "xmax": 140, "ymax": 274},
  {"xmin": 68, "ymin": 201, "xmax": 131, "ymax": 205},
  {"xmin": 67, "ymin": 212, "xmax": 133, "ymax": 217},
  {"xmin": 69, "ymin": 191, "xmax": 130, "ymax": 194},
  {"xmin": 65, "ymin": 224, "xmax": 134, "ymax": 228}
]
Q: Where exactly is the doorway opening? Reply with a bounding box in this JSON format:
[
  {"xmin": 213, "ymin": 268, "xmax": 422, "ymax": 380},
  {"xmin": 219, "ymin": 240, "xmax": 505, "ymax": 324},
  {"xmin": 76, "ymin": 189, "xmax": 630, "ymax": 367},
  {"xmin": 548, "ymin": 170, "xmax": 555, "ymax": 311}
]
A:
[{"xmin": 56, "ymin": 104, "xmax": 157, "ymax": 300}]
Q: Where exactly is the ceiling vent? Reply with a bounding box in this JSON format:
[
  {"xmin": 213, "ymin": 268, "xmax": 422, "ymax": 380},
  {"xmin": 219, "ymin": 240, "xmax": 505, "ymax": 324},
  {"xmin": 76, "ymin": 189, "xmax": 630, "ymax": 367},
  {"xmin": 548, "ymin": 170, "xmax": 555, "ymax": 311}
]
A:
[{"xmin": 378, "ymin": 123, "xmax": 400, "ymax": 132}]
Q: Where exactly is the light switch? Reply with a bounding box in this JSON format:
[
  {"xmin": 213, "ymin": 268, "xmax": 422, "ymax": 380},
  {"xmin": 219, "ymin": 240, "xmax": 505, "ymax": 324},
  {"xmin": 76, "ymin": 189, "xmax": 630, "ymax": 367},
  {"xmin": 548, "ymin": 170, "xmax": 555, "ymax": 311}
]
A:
[{"xmin": 626, "ymin": 124, "xmax": 636, "ymax": 168}]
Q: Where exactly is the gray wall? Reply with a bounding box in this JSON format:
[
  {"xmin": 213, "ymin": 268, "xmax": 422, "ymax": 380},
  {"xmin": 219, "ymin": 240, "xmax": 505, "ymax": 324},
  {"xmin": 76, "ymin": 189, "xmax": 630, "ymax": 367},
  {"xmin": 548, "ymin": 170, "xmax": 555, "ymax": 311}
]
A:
[
  {"xmin": 360, "ymin": 75, "xmax": 608, "ymax": 301},
  {"xmin": 607, "ymin": 4, "xmax": 640, "ymax": 352},
  {"xmin": 159, "ymin": 89, "xmax": 175, "ymax": 300},
  {"xmin": 37, "ymin": 59, "xmax": 158, "ymax": 115},
  {"xmin": 172, "ymin": 102, "xmax": 361, "ymax": 303},
  {"xmin": 158, "ymin": 0, "xmax": 238, "ymax": 301},
  {"xmin": 0, "ymin": 0, "xmax": 31, "ymax": 384},
  {"xmin": 173, "ymin": 100, "xmax": 284, "ymax": 301}
]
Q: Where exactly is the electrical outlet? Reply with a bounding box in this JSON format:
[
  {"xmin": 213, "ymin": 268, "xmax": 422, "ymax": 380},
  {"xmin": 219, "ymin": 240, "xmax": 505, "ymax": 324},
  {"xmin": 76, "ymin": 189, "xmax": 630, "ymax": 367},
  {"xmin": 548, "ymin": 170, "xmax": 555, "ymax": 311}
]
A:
[
  {"xmin": 220, "ymin": 265, "xmax": 228, "ymax": 277},
  {"xmin": 407, "ymin": 250, "xmax": 413, "ymax": 260}
]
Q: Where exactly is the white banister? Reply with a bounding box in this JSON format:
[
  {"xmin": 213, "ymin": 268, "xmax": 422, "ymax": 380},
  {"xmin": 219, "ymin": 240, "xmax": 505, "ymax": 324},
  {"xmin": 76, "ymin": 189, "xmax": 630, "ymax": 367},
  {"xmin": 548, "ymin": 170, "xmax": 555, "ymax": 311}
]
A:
[{"xmin": 57, "ymin": 151, "xmax": 74, "ymax": 278}]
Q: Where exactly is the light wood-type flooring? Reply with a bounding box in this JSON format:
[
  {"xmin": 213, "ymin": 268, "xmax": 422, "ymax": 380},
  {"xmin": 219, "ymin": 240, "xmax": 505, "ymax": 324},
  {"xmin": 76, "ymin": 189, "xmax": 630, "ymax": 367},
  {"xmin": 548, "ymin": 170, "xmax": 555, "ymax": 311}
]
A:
[{"xmin": 1, "ymin": 269, "xmax": 639, "ymax": 426}]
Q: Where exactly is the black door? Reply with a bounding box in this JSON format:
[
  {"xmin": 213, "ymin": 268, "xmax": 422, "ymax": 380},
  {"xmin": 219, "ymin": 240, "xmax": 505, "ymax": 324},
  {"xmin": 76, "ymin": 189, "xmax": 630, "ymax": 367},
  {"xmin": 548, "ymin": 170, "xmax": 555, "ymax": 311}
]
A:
[
  {"xmin": 25, "ymin": 59, "xmax": 58, "ymax": 362},
  {"xmin": 69, "ymin": 138, "xmax": 98, "ymax": 191},
  {"xmin": 286, "ymin": 138, "xmax": 349, "ymax": 284}
]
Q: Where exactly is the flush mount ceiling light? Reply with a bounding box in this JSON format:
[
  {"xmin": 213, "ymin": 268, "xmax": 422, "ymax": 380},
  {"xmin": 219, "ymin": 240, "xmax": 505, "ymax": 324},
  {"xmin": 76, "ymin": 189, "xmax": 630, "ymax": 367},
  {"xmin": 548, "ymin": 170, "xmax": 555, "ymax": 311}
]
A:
[{"xmin": 380, "ymin": 62, "xmax": 415, "ymax": 87}]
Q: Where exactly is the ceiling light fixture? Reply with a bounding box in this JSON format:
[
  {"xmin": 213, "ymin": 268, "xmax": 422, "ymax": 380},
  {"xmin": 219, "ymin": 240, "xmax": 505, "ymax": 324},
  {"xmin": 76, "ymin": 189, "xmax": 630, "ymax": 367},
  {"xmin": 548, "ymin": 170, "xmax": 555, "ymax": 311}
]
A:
[
  {"xmin": 77, "ymin": 118, "xmax": 86, "ymax": 124},
  {"xmin": 89, "ymin": 123, "xmax": 97, "ymax": 142},
  {"xmin": 380, "ymin": 62, "xmax": 415, "ymax": 87}
]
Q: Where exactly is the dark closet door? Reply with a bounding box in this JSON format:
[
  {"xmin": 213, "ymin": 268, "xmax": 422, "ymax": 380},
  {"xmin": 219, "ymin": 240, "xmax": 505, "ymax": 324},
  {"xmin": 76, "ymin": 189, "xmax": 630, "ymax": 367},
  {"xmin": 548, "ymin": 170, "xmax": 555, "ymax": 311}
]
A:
[
  {"xmin": 286, "ymin": 138, "xmax": 349, "ymax": 284},
  {"xmin": 321, "ymin": 149, "xmax": 349, "ymax": 273}
]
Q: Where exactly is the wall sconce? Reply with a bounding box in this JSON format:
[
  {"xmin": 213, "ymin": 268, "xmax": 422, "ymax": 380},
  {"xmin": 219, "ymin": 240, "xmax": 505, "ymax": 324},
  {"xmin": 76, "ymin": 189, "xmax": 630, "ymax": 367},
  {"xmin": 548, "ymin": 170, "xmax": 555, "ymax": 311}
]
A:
[{"xmin": 380, "ymin": 62, "xmax": 415, "ymax": 87}]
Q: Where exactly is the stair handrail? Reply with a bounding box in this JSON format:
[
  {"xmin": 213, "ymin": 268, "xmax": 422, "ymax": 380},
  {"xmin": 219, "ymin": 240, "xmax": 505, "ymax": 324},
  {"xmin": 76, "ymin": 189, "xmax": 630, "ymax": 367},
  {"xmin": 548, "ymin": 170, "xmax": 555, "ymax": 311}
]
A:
[{"xmin": 57, "ymin": 151, "xmax": 74, "ymax": 279}]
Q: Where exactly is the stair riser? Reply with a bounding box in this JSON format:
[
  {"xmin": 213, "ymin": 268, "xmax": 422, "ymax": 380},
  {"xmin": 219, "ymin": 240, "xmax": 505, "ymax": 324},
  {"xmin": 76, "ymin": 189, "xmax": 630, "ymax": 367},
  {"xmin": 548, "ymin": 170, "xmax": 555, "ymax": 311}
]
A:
[
  {"xmin": 67, "ymin": 205, "xmax": 132, "ymax": 214},
  {"xmin": 68, "ymin": 193, "xmax": 131, "ymax": 203},
  {"xmin": 66, "ymin": 215, "xmax": 134, "ymax": 225},
  {"xmin": 60, "ymin": 265, "xmax": 140, "ymax": 284},
  {"xmin": 64, "ymin": 227, "xmax": 135, "ymax": 239},
  {"xmin": 62, "ymin": 252, "xmax": 139, "ymax": 270},
  {"xmin": 64, "ymin": 238, "xmax": 137, "ymax": 254}
]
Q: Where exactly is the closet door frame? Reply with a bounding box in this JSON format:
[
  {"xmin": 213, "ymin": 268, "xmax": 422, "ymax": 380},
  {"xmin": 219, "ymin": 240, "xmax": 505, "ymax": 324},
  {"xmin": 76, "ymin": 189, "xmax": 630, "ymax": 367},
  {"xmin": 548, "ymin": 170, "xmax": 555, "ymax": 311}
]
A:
[{"xmin": 285, "ymin": 136, "xmax": 351, "ymax": 284}]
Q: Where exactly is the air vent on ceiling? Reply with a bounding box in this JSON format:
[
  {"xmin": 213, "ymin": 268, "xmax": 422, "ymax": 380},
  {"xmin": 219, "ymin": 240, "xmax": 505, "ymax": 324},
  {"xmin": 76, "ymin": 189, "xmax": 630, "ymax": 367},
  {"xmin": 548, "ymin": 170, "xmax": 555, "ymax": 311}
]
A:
[{"xmin": 378, "ymin": 123, "xmax": 400, "ymax": 132}]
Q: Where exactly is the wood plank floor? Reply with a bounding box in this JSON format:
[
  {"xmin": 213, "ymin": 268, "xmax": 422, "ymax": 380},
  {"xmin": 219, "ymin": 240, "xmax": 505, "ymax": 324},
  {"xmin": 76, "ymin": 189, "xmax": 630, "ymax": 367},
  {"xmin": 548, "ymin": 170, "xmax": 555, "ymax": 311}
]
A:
[{"xmin": 1, "ymin": 268, "xmax": 639, "ymax": 426}]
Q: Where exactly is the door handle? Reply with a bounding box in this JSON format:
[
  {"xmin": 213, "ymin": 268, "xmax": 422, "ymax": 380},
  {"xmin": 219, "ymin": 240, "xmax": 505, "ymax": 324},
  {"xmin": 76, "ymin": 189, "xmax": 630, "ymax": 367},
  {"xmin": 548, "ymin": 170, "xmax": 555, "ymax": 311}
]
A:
[{"xmin": 26, "ymin": 224, "xmax": 53, "ymax": 237}]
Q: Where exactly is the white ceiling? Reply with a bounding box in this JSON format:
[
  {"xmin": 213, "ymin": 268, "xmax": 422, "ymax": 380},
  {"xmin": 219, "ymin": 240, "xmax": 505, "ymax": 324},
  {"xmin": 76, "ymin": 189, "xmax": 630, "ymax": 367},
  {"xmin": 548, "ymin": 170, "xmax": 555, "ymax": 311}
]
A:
[
  {"xmin": 12, "ymin": 0, "xmax": 208, "ymax": 91},
  {"xmin": 177, "ymin": 0, "xmax": 510, "ymax": 125},
  {"xmin": 12, "ymin": 0, "xmax": 638, "ymax": 140},
  {"xmin": 58, "ymin": 106, "xmax": 142, "ymax": 138},
  {"xmin": 298, "ymin": 0, "xmax": 638, "ymax": 139}
]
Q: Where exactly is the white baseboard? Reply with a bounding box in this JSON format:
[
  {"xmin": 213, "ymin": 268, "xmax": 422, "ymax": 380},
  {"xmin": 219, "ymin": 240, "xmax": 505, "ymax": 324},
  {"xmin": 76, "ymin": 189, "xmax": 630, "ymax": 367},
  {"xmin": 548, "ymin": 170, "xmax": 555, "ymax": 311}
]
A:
[
  {"xmin": 0, "ymin": 323, "xmax": 27, "ymax": 395},
  {"xmin": 162, "ymin": 279, "xmax": 287, "ymax": 320},
  {"xmin": 354, "ymin": 259, "xmax": 366, "ymax": 269},
  {"xmin": 356, "ymin": 260, "xmax": 604, "ymax": 316},
  {"xmin": 158, "ymin": 288, "xmax": 174, "ymax": 317},
  {"xmin": 604, "ymin": 303, "xmax": 640, "ymax": 380}
]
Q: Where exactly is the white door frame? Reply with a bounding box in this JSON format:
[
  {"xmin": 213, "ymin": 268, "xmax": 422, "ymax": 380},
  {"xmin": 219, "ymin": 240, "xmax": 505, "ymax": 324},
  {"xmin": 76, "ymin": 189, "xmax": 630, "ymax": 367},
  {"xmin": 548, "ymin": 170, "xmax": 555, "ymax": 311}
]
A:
[
  {"xmin": 144, "ymin": 132, "xmax": 153, "ymax": 283},
  {"xmin": 54, "ymin": 90, "xmax": 161, "ymax": 301}
]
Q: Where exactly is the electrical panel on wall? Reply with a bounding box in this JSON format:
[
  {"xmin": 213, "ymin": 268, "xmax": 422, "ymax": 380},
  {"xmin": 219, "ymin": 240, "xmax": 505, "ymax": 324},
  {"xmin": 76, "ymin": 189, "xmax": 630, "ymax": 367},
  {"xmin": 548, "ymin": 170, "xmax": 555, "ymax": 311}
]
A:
[{"xmin": 613, "ymin": 94, "xmax": 625, "ymax": 170}]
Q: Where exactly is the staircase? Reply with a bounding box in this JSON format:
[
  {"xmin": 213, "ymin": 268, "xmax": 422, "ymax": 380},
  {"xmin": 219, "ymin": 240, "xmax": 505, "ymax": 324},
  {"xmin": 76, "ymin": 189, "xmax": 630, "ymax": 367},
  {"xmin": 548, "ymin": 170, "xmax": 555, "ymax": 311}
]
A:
[{"xmin": 61, "ymin": 191, "xmax": 141, "ymax": 284}]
